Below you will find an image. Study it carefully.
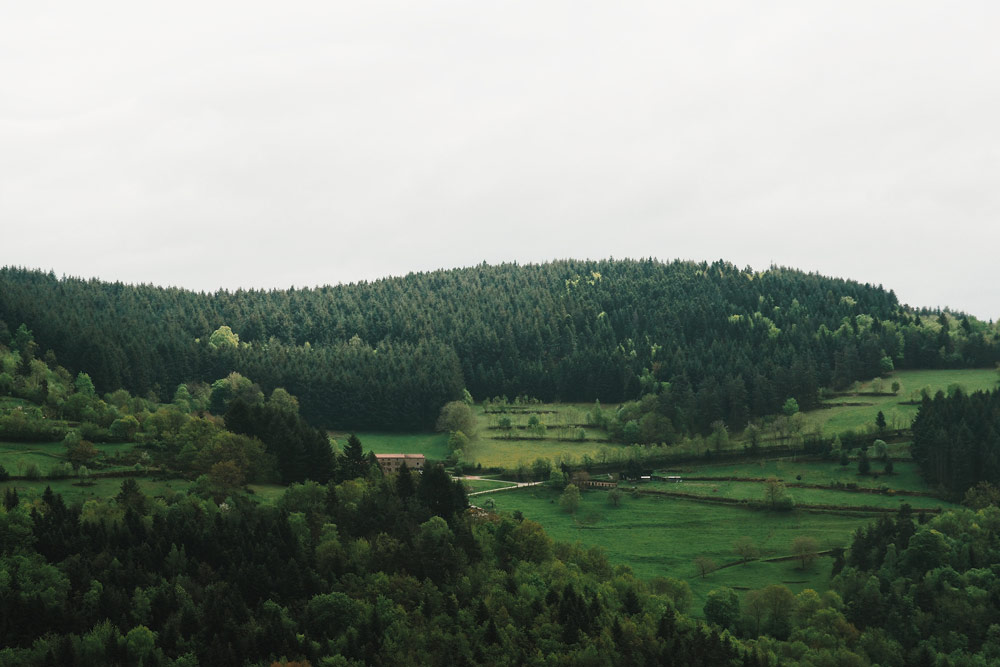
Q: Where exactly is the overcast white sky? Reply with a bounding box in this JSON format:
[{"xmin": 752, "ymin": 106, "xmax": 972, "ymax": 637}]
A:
[{"xmin": 2, "ymin": 2, "xmax": 998, "ymax": 318}]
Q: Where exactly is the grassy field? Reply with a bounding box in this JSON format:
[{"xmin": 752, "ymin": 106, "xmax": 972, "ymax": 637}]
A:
[
  {"xmin": 487, "ymin": 486, "xmax": 867, "ymax": 613},
  {"xmin": 799, "ymin": 368, "xmax": 998, "ymax": 437},
  {"xmin": 0, "ymin": 476, "xmax": 191, "ymax": 506},
  {"xmin": 642, "ymin": 479, "xmax": 957, "ymax": 511},
  {"xmin": 333, "ymin": 432, "xmax": 452, "ymax": 460},
  {"xmin": 331, "ymin": 370, "xmax": 999, "ymax": 469},
  {"xmin": 0, "ymin": 440, "xmax": 66, "ymax": 474},
  {"xmin": 464, "ymin": 402, "xmax": 625, "ymax": 468},
  {"xmin": 675, "ymin": 459, "xmax": 933, "ymax": 493},
  {"xmin": 247, "ymin": 483, "xmax": 289, "ymax": 502},
  {"xmin": 461, "ymin": 478, "xmax": 519, "ymax": 492},
  {"xmin": 0, "ymin": 439, "xmax": 144, "ymax": 476},
  {"xmin": 333, "ymin": 404, "xmax": 626, "ymax": 469},
  {"xmin": 463, "ymin": 436, "xmax": 626, "ymax": 469}
]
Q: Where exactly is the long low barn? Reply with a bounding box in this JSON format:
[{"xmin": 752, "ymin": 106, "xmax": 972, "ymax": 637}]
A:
[{"xmin": 375, "ymin": 453, "xmax": 426, "ymax": 474}]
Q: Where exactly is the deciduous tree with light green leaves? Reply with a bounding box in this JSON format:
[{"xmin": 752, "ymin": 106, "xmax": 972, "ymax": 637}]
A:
[
  {"xmin": 782, "ymin": 397, "xmax": 799, "ymax": 416},
  {"xmin": 208, "ymin": 325, "xmax": 240, "ymax": 349},
  {"xmin": 559, "ymin": 484, "xmax": 581, "ymax": 514},
  {"xmin": 436, "ymin": 401, "xmax": 476, "ymax": 435}
]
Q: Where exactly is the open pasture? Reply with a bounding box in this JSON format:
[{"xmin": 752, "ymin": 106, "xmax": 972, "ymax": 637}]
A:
[
  {"xmin": 0, "ymin": 476, "xmax": 191, "ymax": 506},
  {"xmin": 678, "ymin": 459, "xmax": 933, "ymax": 494},
  {"xmin": 643, "ymin": 479, "xmax": 957, "ymax": 511},
  {"xmin": 0, "ymin": 438, "xmax": 144, "ymax": 476},
  {"xmin": 461, "ymin": 478, "xmax": 519, "ymax": 493},
  {"xmin": 487, "ymin": 486, "xmax": 868, "ymax": 613},
  {"xmin": 463, "ymin": 436, "xmax": 626, "ymax": 469},
  {"xmin": 333, "ymin": 431, "xmax": 451, "ymax": 461},
  {"xmin": 798, "ymin": 368, "xmax": 998, "ymax": 437}
]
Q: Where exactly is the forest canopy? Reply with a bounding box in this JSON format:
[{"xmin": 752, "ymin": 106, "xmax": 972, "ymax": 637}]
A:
[{"xmin": 2, "ymin": 260, "xmax": 997, "ymax": 431}]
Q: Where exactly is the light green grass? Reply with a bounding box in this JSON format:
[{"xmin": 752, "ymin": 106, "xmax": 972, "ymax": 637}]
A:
[
  {"xmin": 463, "ymin": 436, "xmax": 628, "ymax": 469},
  {"xmin": 247, "ymin": 483, "xmax": 289, "ymax": 502},
  {"xmin": 799, "ymin": 368, "xmax": 998, "ymax": 437},
  {"xmin": 471, "ymin": 403, "xmax": 616, "ymax": 467},
  {"xmin": 461, "ymin": 478, "xmax": 518, "ymax": 492},
  {"xmin": 644, "ymin": 479, "xmax": 956, "ymax": 511},
  {"xmin": 0, "ymin": 440, "xmax": 145, "ymax": 477},
  {"xmin": 331, "ymin": 432, "xmax": 451, "ymax": 461},
  {"xmin": 679, "ymin": 459, "xmax": 932, "ymax": 493},
  {"xmin": 0, "ymin": 397, "xmax": 33, "ymax": 409},
  {"xmin": 0, "ymin": 476, "xmax": 191, "ymax": 506},
  {"xmin": 487, "ymin": 486, "xmax": 867, "ymax": 613},
  {"xmin": 94, "ymin": 441, "xmax": 142, "ymax": 456}
]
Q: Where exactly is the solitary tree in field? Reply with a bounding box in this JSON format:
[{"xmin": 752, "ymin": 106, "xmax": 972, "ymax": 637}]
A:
[
  {"xmin": 875, "ymin": 411, "xmax": 887, "ymax": 434},
  {"xmin": 764, "ymin": 478, "xmax": 789, "ymax": 510},
  {"xmin": 872, "ymin": 439, "xmax": 888, "ymax": 461},
  {"xmin": 792, "ymin": 536, "xmax": 820, "ymax": 569},
  {"xmin": 734, "ymin": 536, "xmax": 759, "ymax": 563},
  {"xmin": 694, "ymin": 556, "xmax": 718, "ymax": 578},
  {"xmin": 858, "ymin": 449, "xmax": 871, "ymax": 476},
  {"xmin": 607, "ymin": 488, "xmax": 623, "ymax": 508},
  {"xmin": 559, "ymin": 484, "xmax": 581, "ymax": 514}
]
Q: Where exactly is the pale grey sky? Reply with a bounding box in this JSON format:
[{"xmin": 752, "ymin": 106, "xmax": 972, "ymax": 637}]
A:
[{"xmin": 2, "ymin": 2, "xmax": 998, "ymax": 318}]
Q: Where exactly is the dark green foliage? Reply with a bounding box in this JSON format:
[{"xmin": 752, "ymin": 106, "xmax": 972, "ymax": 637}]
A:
[
  {"xmin": 858, "ymin": 450, "xmax": 871, "ymax": 476},
  {"xmin": 339, "ymin": 433, "xmax": 368, "ymax": 481},
  {"xmin": 911, "ymin": 387, "xmax": 1000, "ymax": 497},
  {"xmin": 0, "ymin": 481, "xmax": 753, "ymax": 666},
  {"xmin": 4, "ymin": 261, "xmax": 993, "ymax": 432},
  {"xmin": 395, "ymin": 462, "xmax": 415, "ymax": 502},
  {"xmin": 225, "ymin": 399, "xmax": 335, "ymax": 484},
  {"xmin": 834, "ymin": 506, "xmax": 1000, "ymax": 663}
]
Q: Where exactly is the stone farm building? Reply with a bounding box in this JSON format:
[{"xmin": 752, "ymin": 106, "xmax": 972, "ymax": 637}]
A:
[{"xmin": 375, "ymin": 454, "xmax": 426, "ymax": 475}]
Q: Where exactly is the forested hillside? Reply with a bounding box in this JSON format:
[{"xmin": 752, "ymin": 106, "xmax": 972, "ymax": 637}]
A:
[
  {"xmin": 2, "ymin": 260, "xmax": 997, "ymax": 431},
  {"xmin": 911, "ymin": 387, "xmax": 1000, "ymax": 498}
]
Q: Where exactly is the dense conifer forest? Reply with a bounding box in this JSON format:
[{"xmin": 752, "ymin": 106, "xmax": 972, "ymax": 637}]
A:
[
  {"xmin": 910, "ymin": 387, "xmax": 1000, "ymax": 499},
  {"xmin": 2, "ymin": 260, "xmax": 997, "ymax": 432},
  {"xmin": 3, "ymin": 260, "xmax": 1000, "ymax": 664}
]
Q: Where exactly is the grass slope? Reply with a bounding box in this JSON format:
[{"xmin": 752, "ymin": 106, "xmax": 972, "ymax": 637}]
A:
[
  {"xmin": 802, "ymin": 368, "xmax": 998, "ymax": 436},
  {"xmin": 487, "ymin": 486, "xmax": 865, "ymax": 614}
]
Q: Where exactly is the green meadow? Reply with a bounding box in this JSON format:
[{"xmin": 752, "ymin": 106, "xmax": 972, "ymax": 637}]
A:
[
  {"xmin": 329, "ymin": 370, "xmax": 1000, "ymax": 471},
  {"xmin": 486, "ymin": 485, "xmax": 869, "ymax": 614},
  {"xmin": 333, "ymin": 431, "xmax": 452, "ymax": 460},
  {"xmin": 462, "ymin": 436, "xmax": 626, "ymax": 470},
  {"xmin": 461, "ymin": 478, "xmax": 518, "ymax": 493},
  {"xmin": 643, "ymin": 479, "xmax": 957, "ymax": 511},
  {"xmin": 677, "ymin": 459, "xmax": 933, "ymax": 493},
  {"xmin": 1, "ymin": 476, "xmax": 191, "ymax": 507},
  {"xmin": 800, "ymin": 368, "xmax": 998, "ymax": 437}
]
